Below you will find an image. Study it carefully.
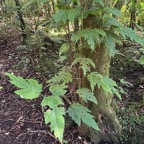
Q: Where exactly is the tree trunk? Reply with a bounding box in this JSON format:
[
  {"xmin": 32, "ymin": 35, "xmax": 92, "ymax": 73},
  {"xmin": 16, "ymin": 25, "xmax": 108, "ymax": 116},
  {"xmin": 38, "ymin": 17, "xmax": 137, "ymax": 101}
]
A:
[
  {"xmin": 79, "ymin": 5, "xmax": 122, "ymax": 144},
  {"xmin": 14, "ymin": 0, "xmax": 27, "ymax": 44},
  {"xmin": 129, "ymin": 0, "xmax": 137, "ymax": 29}
]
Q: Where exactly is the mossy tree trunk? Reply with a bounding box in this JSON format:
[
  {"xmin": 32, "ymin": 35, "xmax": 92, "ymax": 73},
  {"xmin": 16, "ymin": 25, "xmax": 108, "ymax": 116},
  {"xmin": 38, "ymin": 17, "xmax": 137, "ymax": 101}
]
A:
[{"xmin": 79, "ymin": 2, "xmax": 122, "ymax": 143}]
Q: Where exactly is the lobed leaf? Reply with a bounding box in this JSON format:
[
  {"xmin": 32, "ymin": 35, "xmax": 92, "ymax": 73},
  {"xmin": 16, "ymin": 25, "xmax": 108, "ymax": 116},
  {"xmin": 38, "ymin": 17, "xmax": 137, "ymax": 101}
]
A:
[
  {"xmin": 48, "ymin": 69, "xmax": 73, "ymax": 84},
  {"xmin": 76, "ymin": 88, "xmax": 97, "ymax": 104},
  {"xmin": 72, "ymin": 53, "xmax": 95, "ymax": 76},
  {"xmin": 6, "ymin": 73, "xmax": 42, "ymax": 99},
  {"xmin": 53, "ymin": 7, "xmax": 81, "ymax": 23},
  {"xmin": 87, "ymin": 72, "xmax": 121, "ymax": 99},
  {"xmin": 41, "ymin": 96, "xmax": 64, "ymax": 109},
  {"xmin": 71, "ymin": 28, "xmax": 106, "ymax": 50},
  {"xmin": 44, "ymin": 107, "xmax": 65, "ymax": 143},
  {"xmin": 67, "ymin": 103, "xmax": 100, "ymax": 130},
  {"xmin": 87, "ymin": 72, "xmax": 102, "ymax": 92},
  {"xmin": 49, "ymin": 84, "xmax": 67, "ymax": 96}
]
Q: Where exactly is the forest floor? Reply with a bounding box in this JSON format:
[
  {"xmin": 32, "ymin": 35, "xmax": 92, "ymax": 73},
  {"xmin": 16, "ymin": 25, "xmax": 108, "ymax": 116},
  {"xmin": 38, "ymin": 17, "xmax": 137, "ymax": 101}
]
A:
[
  {"xmin": 0, "ymin": 27, "xmax": 144, "ymax": 144},
  {"xmin": 0, "ymin": 27, "xmax": 92, "ymax": 144}
]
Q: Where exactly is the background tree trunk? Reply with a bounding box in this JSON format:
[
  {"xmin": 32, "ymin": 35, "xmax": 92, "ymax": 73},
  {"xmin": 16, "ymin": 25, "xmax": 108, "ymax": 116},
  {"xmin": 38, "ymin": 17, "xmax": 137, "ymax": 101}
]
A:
[
  {"xmin": 14, "ymin": 0, "xmax": 27, "ymax": 44},
  {"xmin": 129, "ymin": 0, "xmax": 137, "ymax": 29}
]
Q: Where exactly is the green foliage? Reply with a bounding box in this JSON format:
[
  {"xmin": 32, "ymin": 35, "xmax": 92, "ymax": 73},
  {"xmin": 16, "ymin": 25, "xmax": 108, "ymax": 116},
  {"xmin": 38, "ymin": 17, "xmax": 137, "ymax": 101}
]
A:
[
  {"xmin": 138, "ymin": 55, "xmax": 144, "ymax": 65},
  {"xmin": 41, "ymin": 96, "xmax": 64, "ymax": 109},
  {"xmin": 53, "ymin": 7, "xmax": 81, "ymax": 23},
  {"xmin": 72, "ymin": 53, "xmax": 95, "ymax": 76},
  {"xmin": 121, "ymin": 27, "xmax": 144, "ymax": 45},
  {"xmin": 41, "ymin": 96, "xmax": 65, "ymax": 142},
  {"xmin": 87, "ymin": 72, "xmax": 121, "ymax": 99},
  {"xmin": 104, "ymin": 32, "xmax": 116, "ymax": 56},
  {"xmin": 59, "ymin": 43, "xmax": 70, "ymax": 56},
  {"xmin": 76, "ymin": 88, "xmax": 97, "ymax": 104},
  {"xmin": 103, "ymin": 77, "xmax": 121, "ymax": 100},
  {"xmin": 0, "ymin": 86, "xmax": 3, "ymax": 90},
  {"xmin": 48, "ymin": 69, "xmax": 73, "ymax": 84},
  {"xmin": 67, "ymin": 103, "xmax": 100, "ymax": 131},
  {"xmin": 71, "ymin": 28, "xmax": 106, "ymax": 50},
  {"xmin": 49, "ymin": 84, "xmax": 67, "ymax": 96},
  {"xmin": 120, "ymin": 79, "xmax": 133, "ymax": 87},
  {"xmin": 43, "ymin": 107, "xmax": 65, "ymax": 142},
  {"xmin": 93, "ymin": 0, "xmax": 104, "ymax": 7},
  {"xmin": 6, "ymin": 73, "xmax": 42, "ymax": 100}
]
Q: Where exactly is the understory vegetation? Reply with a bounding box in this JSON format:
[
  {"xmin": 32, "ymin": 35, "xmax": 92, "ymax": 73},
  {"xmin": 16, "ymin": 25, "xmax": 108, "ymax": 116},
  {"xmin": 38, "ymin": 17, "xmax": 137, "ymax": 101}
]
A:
[{"xmin": 0, "ymin": 0, "xmax": 144, "ymax": 144}]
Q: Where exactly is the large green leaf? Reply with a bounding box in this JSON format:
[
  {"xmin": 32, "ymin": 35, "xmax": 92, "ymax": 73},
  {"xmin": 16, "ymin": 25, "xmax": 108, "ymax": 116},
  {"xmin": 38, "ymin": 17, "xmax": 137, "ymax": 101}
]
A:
[
  {"xmin": 87, "ymin": 7, "xmax": 103, "ymax": 16},
  {"xmin": 67, "ymin": 103, "xmax": 100, "ymax": 130},
  {"xmin": 41, "ymin": 95, "xmax": 65, "ymax": 142},
  {"xmin": 76, "ymin": 88, "xmax": 97, "ymax": 104},
  {"xmin": 48, "ymin": 69, "xmax": 73, "ymax": 84},
  {"xmin": 44, "ymin": 107, "xmax": 65, "ymax": 143},
  {"xmin": 104, "ymin": 32, "xmax": 116, "ymax": 56},
  {"xmin": 72, "ymin": 53, "xmax": 95, "ymax": 76},
  {"xmin": 87, "ymin": 72, "xmax": 103, "ymax": 92},
  {"xmin": 6, "ymin": 73, "xmax": 42, "ymax": 99},
  {"xmin": 53, "ymin": 7, "xmax": 81, "ymax": 23},
  {"xmin": 71, "ymin": 28, "xmax": 106, "ymax": 50},
  {"xmin": 87, "ymin": 72, "xmax": 121, "ymax": 99},
  {"xmin": 49, "ymin": 84, "xmax": 67, "ymax": 96},
  {"xmin": 41, "ymin": 96, "xmax": 64, "ymax": 109}
]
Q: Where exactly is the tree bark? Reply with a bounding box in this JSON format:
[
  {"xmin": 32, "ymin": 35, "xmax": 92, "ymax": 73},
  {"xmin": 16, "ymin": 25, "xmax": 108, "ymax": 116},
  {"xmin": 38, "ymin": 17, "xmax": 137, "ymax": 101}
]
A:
[{"xmin": 14, "ymin": 0, "xmax": 27, "ymax": 44}]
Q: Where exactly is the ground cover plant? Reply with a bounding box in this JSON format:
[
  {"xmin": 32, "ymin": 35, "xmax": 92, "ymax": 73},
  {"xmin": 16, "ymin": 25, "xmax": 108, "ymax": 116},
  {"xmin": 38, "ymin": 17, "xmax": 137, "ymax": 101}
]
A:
[{"xmin": 0, "ymin": 0, "xmax": 144, "ymax": 144}]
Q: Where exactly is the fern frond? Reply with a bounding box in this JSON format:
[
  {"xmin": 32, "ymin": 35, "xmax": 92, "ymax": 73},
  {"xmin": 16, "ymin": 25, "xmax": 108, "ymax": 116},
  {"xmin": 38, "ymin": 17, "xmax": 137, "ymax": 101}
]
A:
[
  {"xmin": 54, "ymin": 7, "xmax": 81, "ymax": 23},
  {"xmin": 59, "ymin": 43, "xmax": 70, "ymax": 56},
  {"xmin": 48, "ymin": 69, "xmax": 73, "ymax": 84},
  {"xmin": 72, "ymin": 53, "xmax": 95, "ymax": 76},
  {"xmin": 76, "ymin": 88, "xmax": 97, "ymax": 104},
  {"xmin": 87, "ymin": 72, "xmax": 121, "ymax": 99},
  {"xmin": 67, "ymin": 103, "xmax": 100, "ymax": 130},
  {"xmin": 49, "ymin": 84, "xmax": 67, "ymax": 96},
  {"xmin": 71, "ymin": 28, "xmax": 106, "ymax": 50}
]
